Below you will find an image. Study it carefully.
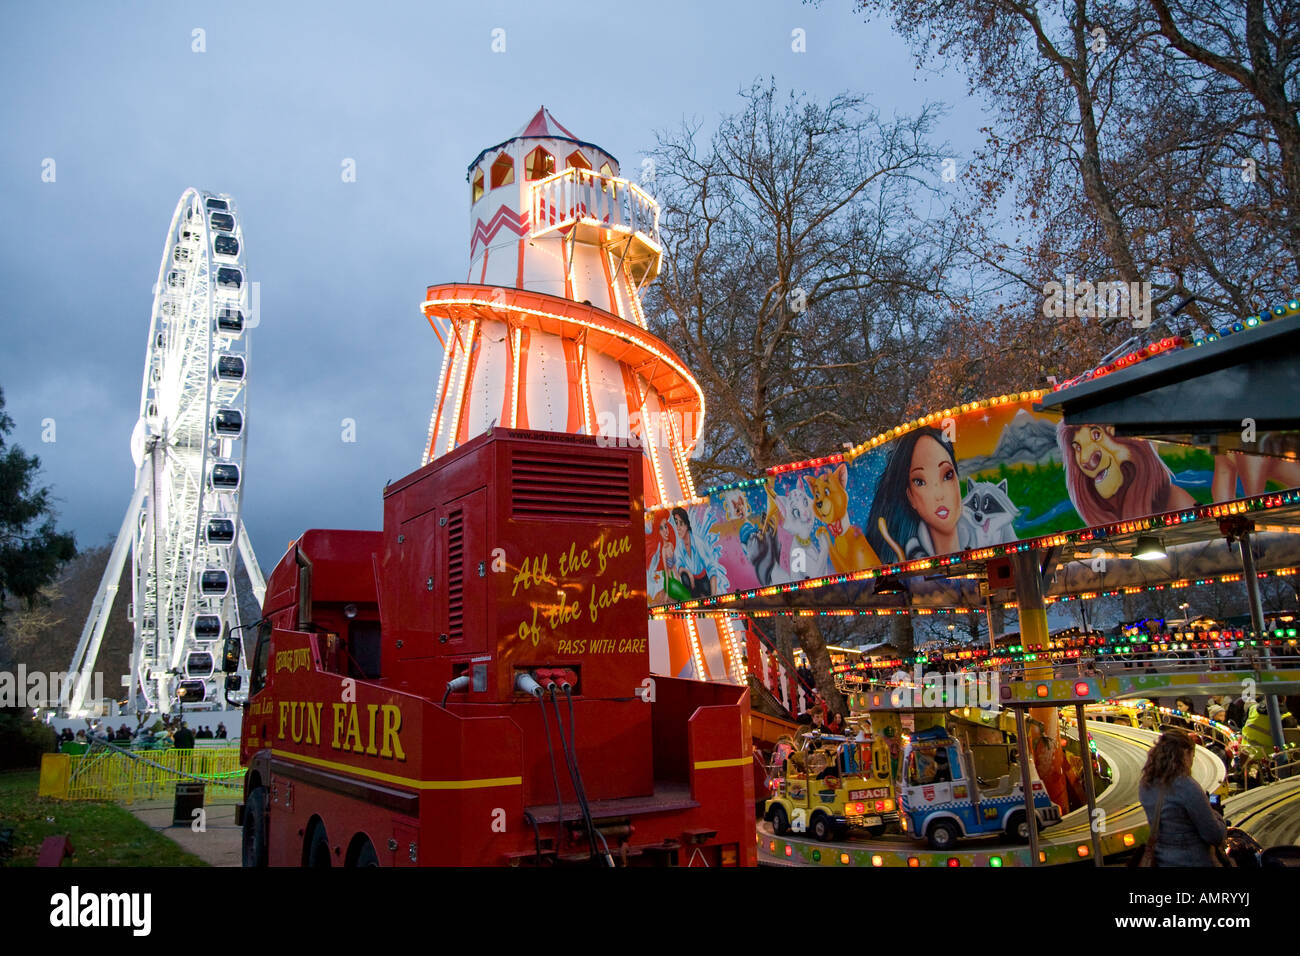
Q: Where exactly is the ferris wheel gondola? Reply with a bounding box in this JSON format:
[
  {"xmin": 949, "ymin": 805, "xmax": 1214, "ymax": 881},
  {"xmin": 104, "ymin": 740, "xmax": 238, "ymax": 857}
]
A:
[{"xmin": 66, "ymin": 189, "xmax": 266, "ymax": 716}]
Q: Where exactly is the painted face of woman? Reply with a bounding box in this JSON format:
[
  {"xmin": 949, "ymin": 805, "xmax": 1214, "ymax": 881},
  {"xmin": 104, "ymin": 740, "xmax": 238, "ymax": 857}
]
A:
[{"xmin": 905, "ymin": 435, "xmax": 961, "ymax": 536}]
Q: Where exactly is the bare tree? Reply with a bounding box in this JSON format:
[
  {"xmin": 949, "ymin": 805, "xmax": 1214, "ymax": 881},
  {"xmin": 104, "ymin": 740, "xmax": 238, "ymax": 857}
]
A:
[
  {"xmin": 6, "ymin": 544, "xmax": 133, "ymax": 682},
  {"xmin": 645, "ymin": 80, "xmax": 959, "ymax": 710},
  {"xmin": 1148, "ymin": 0, "xmax": 1300, "ymax": 271},
  {"xmin": 853, "ymin": 0, "xmax": 1300, "ymax": 349}
]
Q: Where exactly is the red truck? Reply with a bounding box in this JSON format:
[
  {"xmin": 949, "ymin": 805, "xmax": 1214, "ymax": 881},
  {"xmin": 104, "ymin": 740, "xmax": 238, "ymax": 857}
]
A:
[{"xmin": 231, "ymin": 428, "xmax": 755, "ymax": 866}]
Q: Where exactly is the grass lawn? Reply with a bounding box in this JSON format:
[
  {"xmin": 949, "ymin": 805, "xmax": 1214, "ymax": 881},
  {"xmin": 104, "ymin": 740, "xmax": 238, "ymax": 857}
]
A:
[{"xmin": 0, "ymin": 769, "xmax": 207, "ymax": 867}]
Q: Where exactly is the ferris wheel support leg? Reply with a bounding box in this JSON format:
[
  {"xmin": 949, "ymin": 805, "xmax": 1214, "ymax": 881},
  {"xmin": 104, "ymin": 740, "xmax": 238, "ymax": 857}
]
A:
[
  {"xmin": 66, "ymin": 477, "xmax": 148, "ymax": 716},
  {"xmin": 237, "ymin": 523, "xmax": 266, "ymax": 608}
]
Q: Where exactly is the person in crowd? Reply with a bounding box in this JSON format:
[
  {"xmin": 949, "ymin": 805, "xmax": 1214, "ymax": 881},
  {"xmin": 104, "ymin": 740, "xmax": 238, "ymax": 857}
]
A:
[
  {"xmin": 1239, "ymin": 697, "xmax": 1293, "ymax": 756},
  {"xmin": 1170, "ymin": 697, "xmax": 1197, "ymax": 730},
  {"xmin": 215, "ymin": 723, "xmax": 227, "ymax": 739},
  {"xmin": 1225, "ymin": 696, "xmax": 1247, "ymax": 731},
  {"xmin": 811, "ymin": 692, "xmax": 830, "ymax": 725},
  {"xmin": 1138, "ymin": 729, "xmax": 1226, "ymax": 866},
  {"xmin": 172, "ymin": 721, "xmax": 195, "ymax": 750},
  {"xmin": 932, "ymin": 746, "xmax": 952, "ymax": 783}
]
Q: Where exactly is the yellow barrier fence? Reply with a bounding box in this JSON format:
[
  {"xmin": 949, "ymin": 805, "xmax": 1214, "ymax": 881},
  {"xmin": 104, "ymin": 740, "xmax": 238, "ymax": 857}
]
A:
[{"xmin": 40, "ymin": 746, "xmax": 244, "ymax": 803}]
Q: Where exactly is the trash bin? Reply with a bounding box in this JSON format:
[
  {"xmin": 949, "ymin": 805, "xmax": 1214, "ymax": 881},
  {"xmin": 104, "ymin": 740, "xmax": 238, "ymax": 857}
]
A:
[{"xmin": 172, "ymin": 781, "xmax": 205, "ymax": 827}]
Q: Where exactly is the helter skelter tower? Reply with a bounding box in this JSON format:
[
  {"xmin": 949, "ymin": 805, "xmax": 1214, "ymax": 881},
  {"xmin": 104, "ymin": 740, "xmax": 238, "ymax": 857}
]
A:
[{"xmin": 420, "ymin": 108, "xmax": 743, "ymax": 681}]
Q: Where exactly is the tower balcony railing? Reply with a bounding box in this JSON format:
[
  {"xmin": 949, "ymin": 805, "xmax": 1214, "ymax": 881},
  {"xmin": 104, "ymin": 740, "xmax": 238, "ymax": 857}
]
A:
[{"xmin": 531, "ymin": 167, "xmax": 662, "ymax": 285}]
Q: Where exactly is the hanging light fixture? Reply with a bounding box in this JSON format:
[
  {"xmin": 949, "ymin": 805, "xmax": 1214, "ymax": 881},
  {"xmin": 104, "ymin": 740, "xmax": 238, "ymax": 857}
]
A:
[
  {"xmin": 1133, "ymin": 535, "xmax": 1167, "ymax": 561},
  {"xmin": 874, "ymin": 575, "xmax": 906, "ymax": 595}
]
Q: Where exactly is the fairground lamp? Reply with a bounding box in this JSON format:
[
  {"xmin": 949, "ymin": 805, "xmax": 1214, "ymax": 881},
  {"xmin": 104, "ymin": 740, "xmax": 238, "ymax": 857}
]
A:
[
  {"xmin": 1132, "ymin": 535, "xmax": 1167, "ymax": 561},
  {"xmin": 874, "ymin": 574, "xmax": 906, "ymax": 595}
]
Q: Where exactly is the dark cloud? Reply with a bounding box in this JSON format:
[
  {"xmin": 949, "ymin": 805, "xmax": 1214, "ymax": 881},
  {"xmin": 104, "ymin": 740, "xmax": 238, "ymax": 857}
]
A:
[{"xmin": 1, "ymin": 0, "xmax": 986, "ymax": 573}]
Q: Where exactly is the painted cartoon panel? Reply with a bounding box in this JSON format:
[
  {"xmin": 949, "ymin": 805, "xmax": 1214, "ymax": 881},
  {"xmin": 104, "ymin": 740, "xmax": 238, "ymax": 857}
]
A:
[{"xmin": 646, "ymin": 396, "xmax": 1300, "ymax": 605}]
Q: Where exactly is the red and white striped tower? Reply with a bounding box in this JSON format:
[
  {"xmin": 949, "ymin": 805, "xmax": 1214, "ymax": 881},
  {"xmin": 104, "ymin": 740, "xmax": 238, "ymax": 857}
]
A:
[{"xmin": 421, "ymin": 107, "xmax": 742, "ymax": 682}]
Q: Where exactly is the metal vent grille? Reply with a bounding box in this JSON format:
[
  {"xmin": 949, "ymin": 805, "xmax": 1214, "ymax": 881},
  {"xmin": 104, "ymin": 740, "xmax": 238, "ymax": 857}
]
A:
[
  {"xmin": 447, "ymin": 510, "xmax": 464, "ymax": 641},
  {"xmin": 511, "ymin": 450, "xmax": 631, "ymax": 521}
]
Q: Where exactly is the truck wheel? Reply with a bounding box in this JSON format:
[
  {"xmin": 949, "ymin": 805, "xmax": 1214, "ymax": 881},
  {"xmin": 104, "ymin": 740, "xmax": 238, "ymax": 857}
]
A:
[
  {"xmin": 1006, "ymin": 811, "xmax": 1037, "ymax": 843},
  {"xmin": 353, "ymin": 838, "xmax": 379, "ymax": 867},
  {"xmin": 926, "ymin": 819, "xmax": 960, "ymax": 850},
  {"xmin": 810, "ymin": 812, "xmax": 834, "ymax": 842},
  {"xmin": 306, "ymin": 821, "xmax": 332, "ymax": 868},
  {"xmin": 771, "ymin": 804, "xmax": 791, "ymax": 835},
  {"xmin": 241, "ymin": 786, "xmax": 268, "ymax": 868}
]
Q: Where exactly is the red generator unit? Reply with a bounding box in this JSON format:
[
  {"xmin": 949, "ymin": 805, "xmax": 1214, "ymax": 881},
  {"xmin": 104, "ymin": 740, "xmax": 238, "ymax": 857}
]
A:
[{"xmin": 234, "ymin": 428, "xmax": 756, "ymax": 866}]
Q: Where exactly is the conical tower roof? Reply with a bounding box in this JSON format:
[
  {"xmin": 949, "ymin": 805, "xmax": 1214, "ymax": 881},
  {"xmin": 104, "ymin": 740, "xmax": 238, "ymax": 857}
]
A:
[
  {"xmin": 467, "ymin": 106, "xmax": 616, "ymax": 174},
  {"xmin": 511, "ymin": 106, "xmax": 579, "ymax": 141}
]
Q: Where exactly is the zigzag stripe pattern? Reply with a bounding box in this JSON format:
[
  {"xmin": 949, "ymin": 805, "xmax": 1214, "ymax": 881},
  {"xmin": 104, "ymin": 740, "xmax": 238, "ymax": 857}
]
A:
[{"xmin": 470, "ymin": 205, "xmax": 528, "ymax": 257}]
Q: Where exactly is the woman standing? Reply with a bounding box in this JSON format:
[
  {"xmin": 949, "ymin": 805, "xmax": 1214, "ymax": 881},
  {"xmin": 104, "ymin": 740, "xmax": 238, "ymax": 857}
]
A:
[{"xmin": 1137, "ymin": 730, "xmax": 1226, "ymax": 866}]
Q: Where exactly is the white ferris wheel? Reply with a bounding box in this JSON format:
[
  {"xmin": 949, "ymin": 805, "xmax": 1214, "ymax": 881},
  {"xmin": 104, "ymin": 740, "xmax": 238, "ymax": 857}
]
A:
[{"xmin": 67, "ymin": 188, "xmax": 266, "ymax": 716}]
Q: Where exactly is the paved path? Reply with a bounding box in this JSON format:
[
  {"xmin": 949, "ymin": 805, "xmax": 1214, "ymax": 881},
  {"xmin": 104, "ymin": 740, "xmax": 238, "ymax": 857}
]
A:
[{"xmin": 128, "ymin": 798, "xmax": 242, "ymax": 867}]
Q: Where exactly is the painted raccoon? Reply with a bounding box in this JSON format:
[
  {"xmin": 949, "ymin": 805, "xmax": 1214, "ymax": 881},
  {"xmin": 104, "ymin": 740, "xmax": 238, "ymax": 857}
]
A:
[{"xmin": 959, "ymin": 479, "xmax": 1020, "ymax": 547}]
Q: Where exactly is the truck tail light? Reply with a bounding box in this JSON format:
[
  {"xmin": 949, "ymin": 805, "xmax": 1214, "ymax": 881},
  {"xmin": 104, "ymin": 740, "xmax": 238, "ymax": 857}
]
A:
[
  {"xmin": 853, "ymin": 802, "xmax": 865, "ymax": 814},
  {"xmin": 882, "ymin": 799, "xmax": 895, "ymax": 812}
]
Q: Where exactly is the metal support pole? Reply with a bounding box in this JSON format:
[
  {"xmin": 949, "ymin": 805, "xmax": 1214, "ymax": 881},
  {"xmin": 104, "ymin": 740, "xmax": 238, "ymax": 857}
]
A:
[
  {"xmin": 1011, "ymin": 549, "xmax": 1063, "ymax": 812},
  {"xmin": 985, "ymin": 592, "xmax": 997, "ymax": 652},
  {"xmin": 1240, "ymin": 530, "xmax": 1286, "ymax": 750},
  {"xmin": 1014, "ymin": 707, "xmax": 1041, "ymax": 866},
  {"xmin": 1075, "ymin": 702, "xmax": 1103, "ymax": 866}
]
